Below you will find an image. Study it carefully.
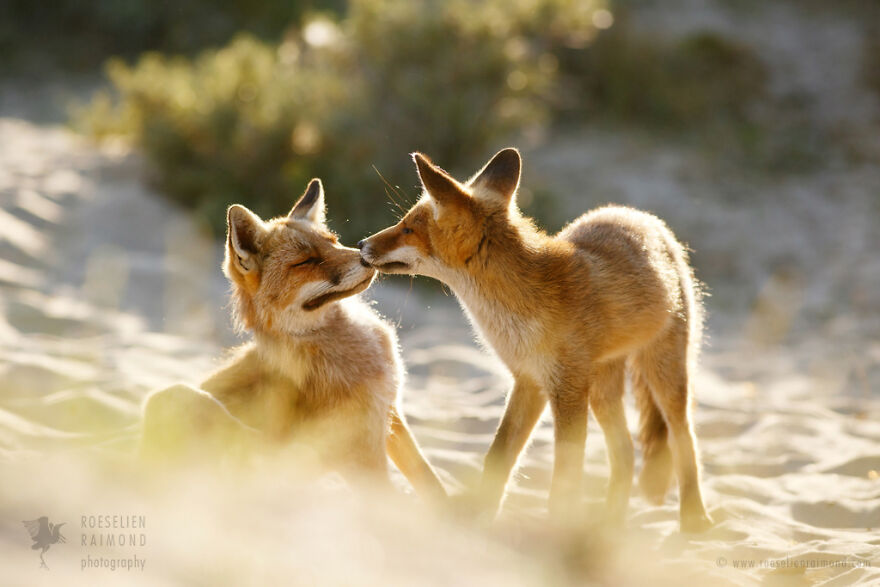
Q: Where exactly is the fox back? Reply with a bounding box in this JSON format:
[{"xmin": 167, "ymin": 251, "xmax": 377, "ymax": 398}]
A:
[
  {"xmin": 359, "ymin": 148, "xmax": 712, "ymax": 531},
  {"xmin": 358, "ymin": 151, "xmax": 700, "ymax": 372}
]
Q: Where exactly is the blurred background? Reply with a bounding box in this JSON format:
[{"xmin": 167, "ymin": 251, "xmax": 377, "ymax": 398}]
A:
[
  {"xmin": 2, "ymin": 0, "xmax": 878, "ymax": 346},
  {"xmin": 1, "ymin": 1, "xmax": 879, "ymax": 584}
]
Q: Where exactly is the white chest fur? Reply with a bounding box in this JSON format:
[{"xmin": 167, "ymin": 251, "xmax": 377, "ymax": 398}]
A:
[{"xmin": 452, "ymin": 276, "xmax": 551, "ymax": 385}]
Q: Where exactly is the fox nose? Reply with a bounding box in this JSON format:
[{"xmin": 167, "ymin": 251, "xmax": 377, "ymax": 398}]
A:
[{"xmin": 357, "ymin": 239, "xmax": 365, "ymax": 250}]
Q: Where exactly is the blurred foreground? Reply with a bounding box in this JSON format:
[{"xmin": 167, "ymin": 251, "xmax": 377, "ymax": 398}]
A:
[
  {"xmin": 0, "ymin": 118, "xmax": 878, "ymax": 585},
  {"xmin": 2, "ymin": 0, "xmax": 880, "ymax": 583}
]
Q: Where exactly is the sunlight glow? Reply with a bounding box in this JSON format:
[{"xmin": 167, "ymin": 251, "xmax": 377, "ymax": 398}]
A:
[
  {"xmin": 291, "ymin": 122, "xmax": 322, "ymax": 154},
  {"xmin": 592, "ymin": 9, "xmax": 614, "ymax": 30},
  {"xmin": 506, "ymin": 70, "xmax": 528, "ymax": 92},
  {"xmin": 303, "ymin": 19, "xmax": 342, "ymax": 48}
]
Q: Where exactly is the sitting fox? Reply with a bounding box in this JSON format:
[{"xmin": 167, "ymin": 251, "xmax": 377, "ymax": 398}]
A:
[
  {"xmin": 359, "ymin": 149, "xmax": 713, "ymax": 531},
  {"xmin": 141, "ymin": 179, "xmax": 445, "ymax": 500}
]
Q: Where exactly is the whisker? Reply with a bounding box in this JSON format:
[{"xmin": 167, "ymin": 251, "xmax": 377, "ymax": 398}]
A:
[{"xmin": 373, "ymin": 165, "xmax": 409, "ymax": 212}]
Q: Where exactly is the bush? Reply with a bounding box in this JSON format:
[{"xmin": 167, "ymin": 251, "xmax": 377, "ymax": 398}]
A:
[
  {"xmin": 0, "ymin": 0, "xmax": 344, "ymax": 70},
  {"xmin": 554, "ymin": 15, "xmax": 767, "ymax": 127},
  {"xmin": 74, "ymin": 1, "xmax": 772, "ymax": 239},
  {"xmin": 75, "ymin": 0, "xmax": 602, "ymax": 239},
  {"xmin": 76, "ymin": 35, "xmax": 352, "ymax": 226},
  {"xmin": 863, "ymin": 32, "xmax": 880, "ymax": 103}
]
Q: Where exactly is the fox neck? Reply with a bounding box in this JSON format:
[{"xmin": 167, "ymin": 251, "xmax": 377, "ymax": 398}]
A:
[
  {"xmin": 450, "ymin": 212, "xmax": 550, "ymax": 297},
  {"xmin": 256, "ymin": 300, "xmax": 344, "ymax": 340},
  {"xmin": 250, "ymin": 302, "xmax": 344, "ymax": 382},
  {"xmin": 442, "ymin": 229, "xmax": 552, "ymax": 366}
]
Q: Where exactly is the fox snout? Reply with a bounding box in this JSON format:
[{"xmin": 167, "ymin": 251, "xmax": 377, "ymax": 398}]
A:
[
  {"xmin": 357, "ymin": 239, "xmax": 373, "ymax": 267},
  {"xmin": 358, "ymin": 238, "xmax": 376, "ymax": 264},
  {"xmin": 357, "ymin": 236, "xmax": 387, "ymax": 270},
  {"xmin": 299, "ymin": 252, "xmax": 376, "ymax": 312},
  {"xmin": 357, "ymin": 224, "xmax": 418, "ymax": 274}
]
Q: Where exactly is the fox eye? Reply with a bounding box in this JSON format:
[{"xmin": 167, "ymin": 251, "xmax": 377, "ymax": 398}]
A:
[
  {"xmin": 290, "ymin": 257, "xmax": 319, "ymax": 269},
  {"xmin": 402, "ymin": 227, "xmax": 413, "ymax": 234}
]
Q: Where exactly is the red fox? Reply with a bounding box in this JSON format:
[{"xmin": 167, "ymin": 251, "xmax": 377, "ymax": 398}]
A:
[
  {"xmin": 141, "ymin": 179, "xmax": 446, "ymax": 500},
  {"xmin": 359, "ymin": 149, "xmax": 713, "ymax": 531}
]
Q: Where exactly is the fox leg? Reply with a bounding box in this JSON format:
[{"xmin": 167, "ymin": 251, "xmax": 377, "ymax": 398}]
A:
[
  {"xmin": 334, "ymin": 411, "xmax": 395, "ymax": 493},
  {"xmin": 478, "ymin": 377, "xmax": 547, "ymax": 516},
  {"xmin": 636, "ymin": 324, "xmax": 713, "ymax": 533},
  {"xmin": 548, "ymin": 383, "xmax": 589, "ymax": 521},
  {"xmin": 140, "ymin": 383, "xmax": 259, "ymax": 461},
  {"xmin": 589, "ymin": 359, "xmax": 634, "ymax": 525},
  {"xmin": 386, "ymin": 404, "xmax": 447, "ymax": 501}
]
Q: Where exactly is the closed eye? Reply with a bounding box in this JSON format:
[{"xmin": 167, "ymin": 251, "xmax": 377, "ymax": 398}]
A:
[{"xmin": 290, "ymin": 257, "xmax": 319, "ymax": 269}]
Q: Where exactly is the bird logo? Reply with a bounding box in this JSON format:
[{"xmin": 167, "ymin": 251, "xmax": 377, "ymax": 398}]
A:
[{"xmin": 22, "ymin": 516, "xmax": 66, "ymax": 569}]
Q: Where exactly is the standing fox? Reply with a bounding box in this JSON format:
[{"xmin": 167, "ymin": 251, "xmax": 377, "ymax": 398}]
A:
[
  {"xmin": 142, "ymin": 179, "xmax": 446, "ymax": 500},
  {"xmin": 359, "ymin": 149, "xmax": 713, "ymax": 531}
]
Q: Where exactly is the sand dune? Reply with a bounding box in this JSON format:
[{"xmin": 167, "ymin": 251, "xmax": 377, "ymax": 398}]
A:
[{"xmin": 0, "ymin": 118, "xmax": 878, "ymax": 585}]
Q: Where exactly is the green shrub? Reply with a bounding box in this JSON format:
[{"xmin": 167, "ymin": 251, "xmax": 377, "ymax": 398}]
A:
[
  {"xmin": 75, "ymin": 0, "xmax": 600, "ymax": 239},
  {"xmin": 74, "ymin": 0, "xmax": 774, "ymax": 240},
  {"xmin": 0, "ymin": 0, "xmax": 344, "ymax": 70},
  {"xmin": 554, "ymin": 15, "xmax": 767, "ymax": 127},
  {"xmin": 863, "ymin": 33, "xmax": 880, "ymax": 103}
]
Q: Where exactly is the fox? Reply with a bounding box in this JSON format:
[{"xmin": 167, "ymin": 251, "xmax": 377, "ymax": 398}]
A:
[
  {"xmin": 141, "ymin": 179, "xmax": 446, "ymax": 501},
  {"xmin": 358, "ymin": 148, "xmax": 713, "ymax": 532}
]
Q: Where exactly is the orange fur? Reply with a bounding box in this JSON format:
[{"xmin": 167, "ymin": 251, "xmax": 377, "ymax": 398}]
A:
[
  {"xmin": 360, "ymin": 149, "xmax": 712, "ymax": 531},
  {"xmin": 142, "ymin": 179, "xmax": 445, "ymax": 501}
]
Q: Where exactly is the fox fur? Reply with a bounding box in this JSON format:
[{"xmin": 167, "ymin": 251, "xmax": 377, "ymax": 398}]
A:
[
  {"xmin": 141, "ymin": 179, "xmax": 446, "ymax": 500},
  {"xmin": 359, "ymin": 149, "xmax": 712, "ymax": 531}
]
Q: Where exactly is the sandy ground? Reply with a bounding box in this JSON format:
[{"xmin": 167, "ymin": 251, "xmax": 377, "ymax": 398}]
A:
[
  {"xmin": 2, "ymin": 2, "xmax": 880, "ymax": 584},
  {"xmin": 0, "ymin": 115, "xmax": 878, "ymax": 585}
]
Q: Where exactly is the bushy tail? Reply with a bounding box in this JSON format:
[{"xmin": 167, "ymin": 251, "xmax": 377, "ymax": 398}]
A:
[{"xmin": 633, "ymin": 369, "xmax": 673, "ymax": 504}]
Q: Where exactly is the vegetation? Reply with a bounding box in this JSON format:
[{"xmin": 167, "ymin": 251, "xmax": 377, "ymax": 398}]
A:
[
  {"xmin": 863, "ymin": 33, "xmax": 880, "ymax": 103},
  {"xmin": 73, "ymin": 0, "xmax": 770, "ymax": 240},
  {"xmin": 556, "ymin": 24, "xmax": 766, "ymax": 127},
  {"xmin": 0, "ymin": 0, "xmax": 344, "ymax": 70}
]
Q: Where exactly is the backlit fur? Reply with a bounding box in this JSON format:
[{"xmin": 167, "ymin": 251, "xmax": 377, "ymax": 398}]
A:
[
  {"xmin": 142, "ymin": 180, "xmax": 445, "ymax": 500},
  {"xmin": 361, "ymin": 150, "xmax": 712, "ymax": 531}
]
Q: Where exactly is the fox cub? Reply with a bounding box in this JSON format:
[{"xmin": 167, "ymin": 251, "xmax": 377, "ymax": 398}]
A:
[
  {"xmin": 359, "ymin": 149, "xmax": 712, "ymax": 531},
  {"xmin": 142, "ymin": 179, "xmax": 445, "ymax": 500}
]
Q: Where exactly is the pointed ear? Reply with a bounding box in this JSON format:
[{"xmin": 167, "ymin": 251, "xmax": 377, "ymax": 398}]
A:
[
  {"xmin": 226, "ymin": 205, "xmax": 264, "ymax": 273},
  {"xmin": 412, "ymin": 153, "xmax": 469, "ymax": 206},
  {"xmin": 469, "ymin": 148, "xmax": 521, "ymax": 203},
  {"xmin": 289, "ymin": 178, "xmax": 326, "ymax": 225}
]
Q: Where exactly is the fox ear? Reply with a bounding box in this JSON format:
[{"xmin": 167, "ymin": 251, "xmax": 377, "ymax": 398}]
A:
[
  {"xmin": 227, "ymin": 205, "xmax": 264, "ymax": 273},
  {"xmin": 412, "ymin": 153, "xmax": 469, "ymax": 206},
  {"xmin": 469, "ymin": 148, "xmax": 521, "ymax": 204},
  {"xmin": 289, "ymin": 178, "xmax": 326, "ymax": 225}
]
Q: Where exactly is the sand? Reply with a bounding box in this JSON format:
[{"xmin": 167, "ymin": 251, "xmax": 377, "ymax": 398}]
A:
[
  {"xmin": 0, "ymin": 115, "xmax": 878, "ymax": 586},
  {"xmin": 2, "ymin": 1, "xmax": 880, "ymax": 580}
]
